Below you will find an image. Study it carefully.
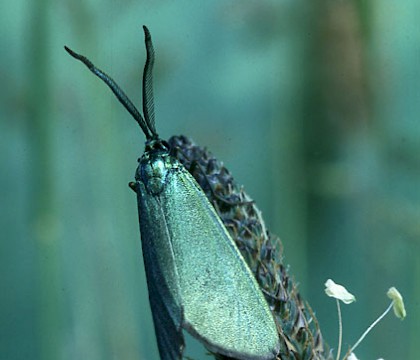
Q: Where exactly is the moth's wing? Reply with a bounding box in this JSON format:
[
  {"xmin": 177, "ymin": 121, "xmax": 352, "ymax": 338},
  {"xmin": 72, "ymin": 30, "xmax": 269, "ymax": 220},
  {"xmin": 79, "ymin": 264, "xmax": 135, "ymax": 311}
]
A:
[
  {"xmin": 161, "ymin": 168, "xmax": 280, "ymax": 360},
  {"xmin": 137, "ymin": 186, "xmax": 185, "ymax": 360}
]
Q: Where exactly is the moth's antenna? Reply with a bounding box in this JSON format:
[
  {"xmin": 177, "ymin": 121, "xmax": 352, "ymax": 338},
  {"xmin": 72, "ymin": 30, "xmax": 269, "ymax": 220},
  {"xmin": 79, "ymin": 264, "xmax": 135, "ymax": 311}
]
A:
[
  {"xmin": 64, "ymin": 45, "xmax": 153, "ymax": 140},
  {"xmin": 142, "ymin": 26, "xmax": 157, "ymax": 138}
]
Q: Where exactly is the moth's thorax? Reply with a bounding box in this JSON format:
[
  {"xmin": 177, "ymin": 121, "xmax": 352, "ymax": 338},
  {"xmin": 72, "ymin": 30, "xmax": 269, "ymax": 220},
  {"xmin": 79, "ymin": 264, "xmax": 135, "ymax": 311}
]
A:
[{"xmin": 136, "ymin": 139, "xmax": 179, "ymax": 195}]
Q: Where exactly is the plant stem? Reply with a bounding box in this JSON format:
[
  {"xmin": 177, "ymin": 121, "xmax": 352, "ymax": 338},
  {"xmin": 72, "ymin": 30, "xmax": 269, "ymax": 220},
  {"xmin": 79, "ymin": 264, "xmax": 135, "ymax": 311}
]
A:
[
  {"xmin": 350, "ymin": 302, "xmax": 393, "ymax": 353},
  {"xmin": 336, "ymin": 299, "xmax": 342, "ymax": 360}
]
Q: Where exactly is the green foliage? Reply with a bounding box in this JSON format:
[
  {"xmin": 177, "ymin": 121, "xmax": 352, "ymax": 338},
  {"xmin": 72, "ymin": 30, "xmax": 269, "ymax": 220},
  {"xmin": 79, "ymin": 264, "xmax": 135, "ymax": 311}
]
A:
[{"xmin": 0, "ymin": 1, "xmax": 417, "ymax": 359}]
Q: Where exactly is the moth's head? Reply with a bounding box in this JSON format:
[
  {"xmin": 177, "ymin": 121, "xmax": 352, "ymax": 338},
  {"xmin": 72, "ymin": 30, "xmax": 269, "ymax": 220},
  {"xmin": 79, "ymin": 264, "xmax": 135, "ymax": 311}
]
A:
[{"xmin": 144, "ymin": 138, "xmax": 170, "ymax": 154}]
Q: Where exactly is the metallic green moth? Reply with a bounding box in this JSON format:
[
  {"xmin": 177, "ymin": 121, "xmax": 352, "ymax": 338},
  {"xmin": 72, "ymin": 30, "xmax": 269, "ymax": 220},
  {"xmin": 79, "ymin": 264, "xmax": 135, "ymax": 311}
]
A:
[{"xmin": 65, "ymin": 26, "xmax": 280, "ymax": 360}]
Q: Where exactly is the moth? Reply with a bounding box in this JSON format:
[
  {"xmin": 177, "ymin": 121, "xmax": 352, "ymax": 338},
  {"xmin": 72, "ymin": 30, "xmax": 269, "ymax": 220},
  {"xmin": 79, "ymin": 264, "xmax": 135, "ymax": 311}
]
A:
[{"xmin": 65, "ymin": 26, "xmax": 280, "ymax": 360}]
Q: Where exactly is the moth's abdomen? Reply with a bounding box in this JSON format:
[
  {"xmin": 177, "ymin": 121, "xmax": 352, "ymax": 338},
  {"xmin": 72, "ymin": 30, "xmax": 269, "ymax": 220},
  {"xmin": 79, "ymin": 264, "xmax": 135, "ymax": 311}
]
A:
[{"xmin": 168, "ymin": 135, "xmax": 332, "ymax": 360}]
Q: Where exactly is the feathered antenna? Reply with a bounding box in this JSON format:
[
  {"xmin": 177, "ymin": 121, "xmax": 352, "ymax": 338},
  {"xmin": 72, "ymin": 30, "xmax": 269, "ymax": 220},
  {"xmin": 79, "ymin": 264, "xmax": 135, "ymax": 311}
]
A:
[
  {"xmin": 64, "ymin": 26, "xmax": 158, "ymax": 140},
  {"xmin": 142, "ymin": 25, "xmax": 157, "ymax": 138}
]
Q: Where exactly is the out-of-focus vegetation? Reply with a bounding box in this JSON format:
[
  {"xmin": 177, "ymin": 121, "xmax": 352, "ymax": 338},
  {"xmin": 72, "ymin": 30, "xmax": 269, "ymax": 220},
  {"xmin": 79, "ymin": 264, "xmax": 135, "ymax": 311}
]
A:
[{"xmin": 1, "ymin": 1, "xmax": 418, "ymax": 359}]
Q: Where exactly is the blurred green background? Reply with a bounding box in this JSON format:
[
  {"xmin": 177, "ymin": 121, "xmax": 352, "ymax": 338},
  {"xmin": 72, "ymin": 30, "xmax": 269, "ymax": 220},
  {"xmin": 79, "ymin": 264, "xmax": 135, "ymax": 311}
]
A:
[{"xmin": 1, "ymin": 1, "xmax": 418, "ymax": 359}]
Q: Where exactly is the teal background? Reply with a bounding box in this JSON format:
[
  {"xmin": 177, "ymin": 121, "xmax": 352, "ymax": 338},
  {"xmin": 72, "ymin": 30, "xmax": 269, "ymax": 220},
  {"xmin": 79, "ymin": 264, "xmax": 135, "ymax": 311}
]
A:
[{"xmin": 1, "ymin": 1, "xmax": 418, "ymax": 359}]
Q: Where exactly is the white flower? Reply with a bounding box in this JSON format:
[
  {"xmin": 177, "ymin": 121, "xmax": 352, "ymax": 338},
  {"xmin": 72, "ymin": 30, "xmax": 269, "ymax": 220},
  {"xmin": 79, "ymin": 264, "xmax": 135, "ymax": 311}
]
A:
[
  {"xmin": 387, "ymin": 287, "xmax": 406, "ymax": 320},
  {"xmin": 347, "ymin": 353, "xmax": 359, "ymax": 360},
  {"xmin": 324, "ymin": 279, "xmax": 356, "ymax": 304}
]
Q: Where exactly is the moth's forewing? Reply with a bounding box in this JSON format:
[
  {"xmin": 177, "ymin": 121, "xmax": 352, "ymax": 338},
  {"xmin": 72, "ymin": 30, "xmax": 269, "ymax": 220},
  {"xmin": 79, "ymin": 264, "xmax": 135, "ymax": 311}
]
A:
[
  {"xmin": 136, "ymin": 152, "xmax": 280, "ymax": 360},
  {"xmin": 137, "ymin": 175, "xmax": 185, "ymax": 360}
]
